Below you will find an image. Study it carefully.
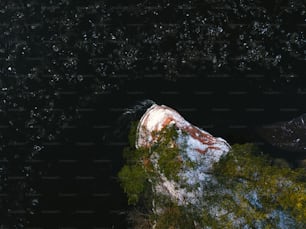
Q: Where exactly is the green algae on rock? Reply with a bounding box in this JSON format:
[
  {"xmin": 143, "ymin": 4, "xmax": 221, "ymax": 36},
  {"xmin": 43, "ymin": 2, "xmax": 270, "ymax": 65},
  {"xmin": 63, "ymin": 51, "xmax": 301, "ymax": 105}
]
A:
[{"xmin": 119, "ymin": 104, "xmax": 306, "ymax": 228}]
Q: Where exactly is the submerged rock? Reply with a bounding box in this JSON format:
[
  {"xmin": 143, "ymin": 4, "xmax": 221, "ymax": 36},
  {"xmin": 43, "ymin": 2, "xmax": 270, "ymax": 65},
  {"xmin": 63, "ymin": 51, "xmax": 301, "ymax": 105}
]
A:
[{"xmin": 258, "ymin": 114, "xmax": 306, "ymax": 152}]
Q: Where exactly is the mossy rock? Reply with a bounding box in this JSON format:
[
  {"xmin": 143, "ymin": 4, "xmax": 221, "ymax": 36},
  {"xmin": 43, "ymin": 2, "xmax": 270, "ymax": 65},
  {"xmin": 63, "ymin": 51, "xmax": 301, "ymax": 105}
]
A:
[{"xmin": 119, "ymin": 123, "xmax": 306, "ymax": 228}]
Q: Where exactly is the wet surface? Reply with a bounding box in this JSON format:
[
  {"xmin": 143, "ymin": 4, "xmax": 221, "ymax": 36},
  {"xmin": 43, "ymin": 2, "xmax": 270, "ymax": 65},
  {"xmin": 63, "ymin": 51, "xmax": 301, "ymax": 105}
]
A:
[
  {"xmin": 258, "ymin": 113, "xmax": 306, "ymax": 154},
  {"xmin": 0, "ymin": 0, "xmax": 305, "ymax": 228}
]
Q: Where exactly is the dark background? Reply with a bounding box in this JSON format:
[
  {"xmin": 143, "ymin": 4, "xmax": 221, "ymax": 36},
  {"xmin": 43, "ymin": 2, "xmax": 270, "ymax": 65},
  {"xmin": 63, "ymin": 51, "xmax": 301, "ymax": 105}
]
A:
[{"xmin": 0, "ymin": 0, "xmax": 305, "ymax": 228}]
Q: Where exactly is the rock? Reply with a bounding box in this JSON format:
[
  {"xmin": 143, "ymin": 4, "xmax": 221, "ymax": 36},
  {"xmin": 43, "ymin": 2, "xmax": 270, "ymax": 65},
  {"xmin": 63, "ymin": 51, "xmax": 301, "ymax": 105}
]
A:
[
  {"xmin": 124, "ymin": 104, "xmax": 304, "ymax": 228},
  {"xmin": 135, "ymin": 104, "xmax": 231, "ymax": 206}
]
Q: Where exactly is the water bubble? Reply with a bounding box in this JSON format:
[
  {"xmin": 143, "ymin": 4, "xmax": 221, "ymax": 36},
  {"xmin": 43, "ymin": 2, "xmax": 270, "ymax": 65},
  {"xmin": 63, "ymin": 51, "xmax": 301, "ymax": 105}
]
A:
[
  {"xmin": 48, "ymin": 134, "xmax": 55, "ymax": 141},
  {"xmin": 60, "ymin": 114, "xmax": 66, "ymax": 120},
  {"xmin": 31, "ymin": 199, "xmax": 39, "ymax": 207},
  {"xmin": 273, "ymin": 55, "xmax": 282, "ymax": 66},
  {"xmin": 17, "ymin": 12, "xmax": 24, "ymax": 19},
  {"xmin": 23, "ymin": 166, "xmax": 31, "ymax": 177},
  {"xmin": 77, "ymin": 75, "xmax": 83, "ymax": 82},
  {"xmin": 52, "ymin": 45, "xmax": 59, "ymax": 52},
  {"xmin": 212, "ymin": 56, "xmax": 217, "ymax": 64},
  {"xmin": 33, "ymin": 145, "xmax": 43, "ymax": 153},
  {"xmin": 30, "ymin": 24, "xmax": 39, "ymax": 30}
]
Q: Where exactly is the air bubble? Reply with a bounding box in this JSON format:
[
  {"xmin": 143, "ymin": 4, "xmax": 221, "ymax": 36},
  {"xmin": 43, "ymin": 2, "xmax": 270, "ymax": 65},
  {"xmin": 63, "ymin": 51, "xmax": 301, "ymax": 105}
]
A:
[
  {"xmin": 77, "ymin": 75, "xmax": 84, "ymax": 82},
  {"xmin": 52, "ymin": 45, "xmax": 59, "ymax": 52},
  {"xmin": 31, "ymin": 199, "xmax": 39, "ymax": 206}
]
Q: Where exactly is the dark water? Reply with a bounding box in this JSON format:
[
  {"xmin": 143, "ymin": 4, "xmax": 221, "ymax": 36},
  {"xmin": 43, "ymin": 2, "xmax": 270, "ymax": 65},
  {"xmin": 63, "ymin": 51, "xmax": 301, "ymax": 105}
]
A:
[{"xmin": 0, "ymin": 0, "xmax": 305, "ymax": 228}]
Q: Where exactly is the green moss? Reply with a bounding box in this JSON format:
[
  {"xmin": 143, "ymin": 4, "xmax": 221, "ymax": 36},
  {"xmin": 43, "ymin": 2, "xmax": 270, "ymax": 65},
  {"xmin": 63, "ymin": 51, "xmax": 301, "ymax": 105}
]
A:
[
  {"xmin": 154, "ymin": 202, "xmax": 197, "ymax": 229},
  {"xmin": 157, "ymin": 147, "xmax": 181, "ymax": 182},
  {"xmin": 119, "ymin": 123, "xmax": 306, "ymax": 228},
  {"xmin": 154, "ymin": 126, "xmax": 182, "ymax": 182},
  {"xmin": 118, "ymin": 164, "xmax": 147, "ymax": 205},
  {"xmin": 119, "ymin": 124, "xmax": 183, "ymax": 206},
  {"xmin": 210, "ymin": 143, "xmax": 306, "ymax": 227},
  {"xmin": 128, "ymin": 121, "xmax": 139, "ymax": 147}
]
